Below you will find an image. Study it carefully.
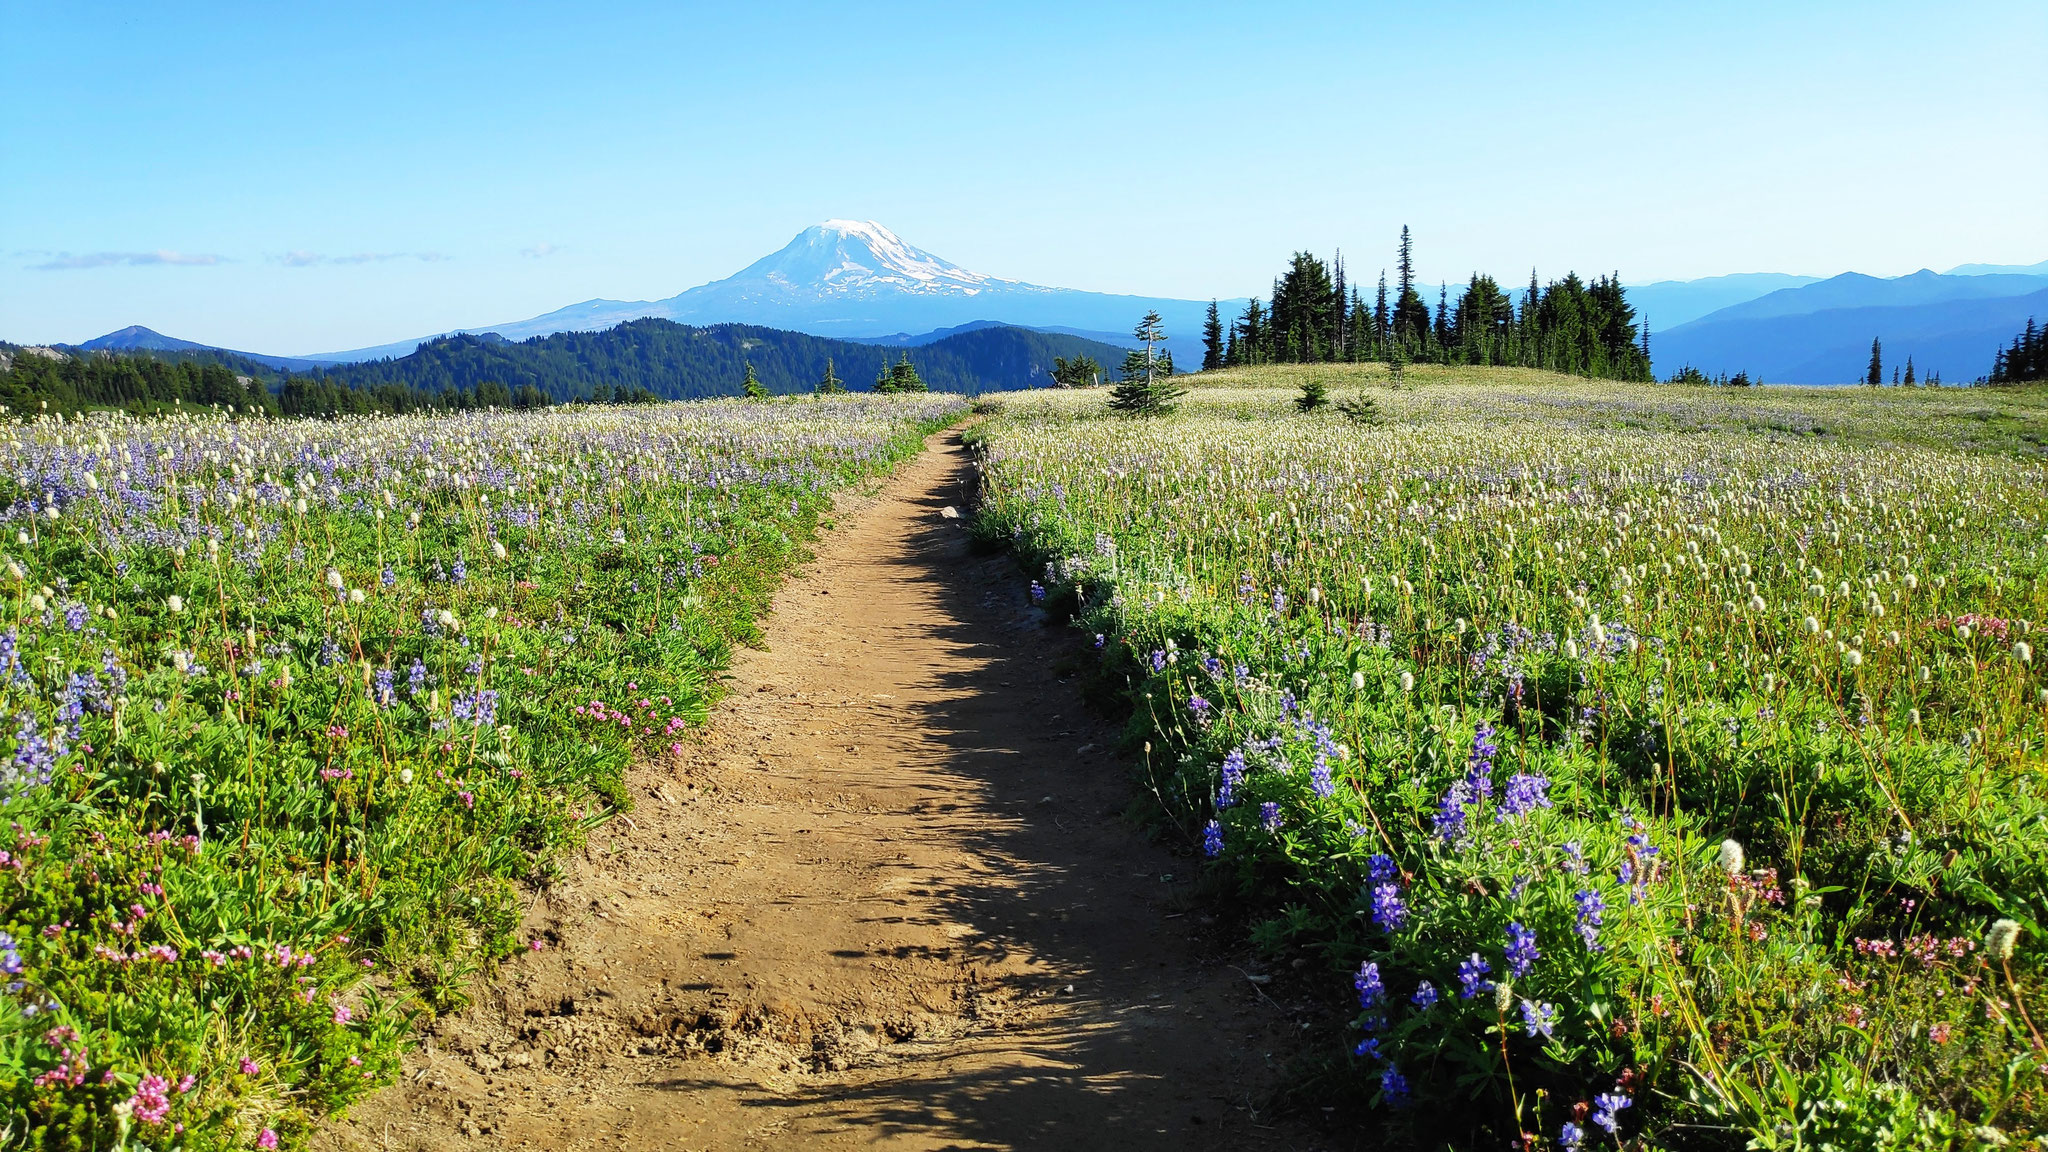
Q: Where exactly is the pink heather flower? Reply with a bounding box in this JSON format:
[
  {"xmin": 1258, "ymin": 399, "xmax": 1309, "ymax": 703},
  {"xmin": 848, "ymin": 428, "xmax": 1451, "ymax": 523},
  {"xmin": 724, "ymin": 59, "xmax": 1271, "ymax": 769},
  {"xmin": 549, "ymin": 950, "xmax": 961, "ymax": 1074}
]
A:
[
  {"xmin": 258, "ymin": 1130, "xmax": 280, "ymax": 1149},
  {"xmin": 332, "ymin": 1003, "xmax": 352, "ymax": 1024},
  {"xmin": 177, "ymin": 1074, "xmax": 197, "ymax": 1093},
  {"xmin": 240, "ymin": 1057, "xmax": 260, "ymax": 1075},
  {"xmin": 129, "ymin": 1074, "xmax": 172, "ymax": 1124}
]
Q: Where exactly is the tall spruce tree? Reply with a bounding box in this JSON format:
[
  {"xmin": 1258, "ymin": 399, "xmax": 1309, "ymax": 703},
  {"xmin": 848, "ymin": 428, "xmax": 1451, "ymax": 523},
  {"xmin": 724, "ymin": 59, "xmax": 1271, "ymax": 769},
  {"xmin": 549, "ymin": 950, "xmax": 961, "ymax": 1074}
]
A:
[
  {"xmin": 815, "ymin": 356, "xmax": 844, "ymax": 395},
  {"xmin": 741, "ymin": 360, "xmax": 768, "ymax": 399},
  {"xmin": 1373, "ymin": 272, "xmax": 1390, "ymax": 358},
  {"xmin": 1331, "ymin": 252, "xmax": 1348, "ymax": 358},
  {"xmin": 1903, "ymin": 355, "xmax": 1915, "ymax": 385},
  {"xmin": 1866, "ymin": 338, "xmax": 1883, "ymax": 387},
  {"xmin": 1108, "ymin": 311, "xmax": 1184, "ymax": 415},
  {"xmin": 1201, "ymin": 300, "xmax": 1225, "ymax": 370}
]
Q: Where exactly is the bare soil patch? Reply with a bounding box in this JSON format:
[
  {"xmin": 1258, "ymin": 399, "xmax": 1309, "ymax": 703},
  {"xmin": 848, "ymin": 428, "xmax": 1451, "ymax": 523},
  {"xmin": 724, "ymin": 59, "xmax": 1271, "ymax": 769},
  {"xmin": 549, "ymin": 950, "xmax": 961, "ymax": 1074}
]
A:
[{"xmin": 317, "ymin": 430, "xmax": 1327, "ymax": 1151}]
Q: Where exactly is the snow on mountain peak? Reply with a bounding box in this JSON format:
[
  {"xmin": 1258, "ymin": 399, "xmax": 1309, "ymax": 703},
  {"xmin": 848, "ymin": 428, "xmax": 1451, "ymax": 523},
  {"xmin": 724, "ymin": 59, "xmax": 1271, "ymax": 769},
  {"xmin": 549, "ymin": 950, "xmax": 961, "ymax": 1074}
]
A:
[{"xmin": 722, "ymin": 220, "xmax": 1015, "ymax": 299}]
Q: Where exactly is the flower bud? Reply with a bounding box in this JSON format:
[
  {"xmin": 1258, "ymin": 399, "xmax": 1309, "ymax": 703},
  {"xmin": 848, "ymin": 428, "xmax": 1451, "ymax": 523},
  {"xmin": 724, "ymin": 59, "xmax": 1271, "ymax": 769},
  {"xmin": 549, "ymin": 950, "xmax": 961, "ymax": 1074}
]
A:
[
  {"xmin": 1716, "ymin": 839, "xmax": 1745, "ymax": 876},
  {"xmin": 167, "ymin": 595, "xmax": 185, "ymax": 614},
  {"xmin": 1988, "ymin": 918, "xmax": 2021, "ymax": 961}
]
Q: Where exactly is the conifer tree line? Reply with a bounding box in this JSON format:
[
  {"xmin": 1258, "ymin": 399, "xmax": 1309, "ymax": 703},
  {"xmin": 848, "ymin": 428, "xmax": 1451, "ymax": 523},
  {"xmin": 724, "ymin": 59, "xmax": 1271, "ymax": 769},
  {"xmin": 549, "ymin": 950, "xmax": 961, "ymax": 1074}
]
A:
[
  {"xmin": 1988, "ymin": 318, "xmax": 2046, "ymax": 384},
  {"xmin": 1198, "ymin": 225, "xmax": 1653, "ymax": 382}
]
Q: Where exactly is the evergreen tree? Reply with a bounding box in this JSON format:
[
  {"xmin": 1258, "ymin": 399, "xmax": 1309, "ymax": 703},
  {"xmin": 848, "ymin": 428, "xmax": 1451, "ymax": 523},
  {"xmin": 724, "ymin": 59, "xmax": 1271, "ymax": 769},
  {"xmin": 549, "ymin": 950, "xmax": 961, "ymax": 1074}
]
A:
[
  {"xmin": 1433, "ymin": 282, "xmax": 1453, "ymax": 357},
  {"xmin": 1271, "ymin": 252, "xmax": 1338, "ymax": 363},
  {"xmin": 1390, "ymin": 229, "xmax": 1431, "ymax": 353},
  {"xmin": 1988, "ymin": 317, "xmax": 2046, "ymax": 383},
  {"xmin": 1335, "ymin": 390, "xmax": 1381, "ymax": 424},
  {"xmin": 875, "ymin": 352, "xmax": 926, "ymax": 393},
  {"xmin": 1108, "ymin": 311, "xmax": 1184, "ymax": 416},
  {"xmin": 1373, "ymin": 272, "xmax": 1390, "ymax": 358},
  {"xmin": 1866, "ymin": 337, "xmax": 1883, "ymax": 387},
  {"xmin": 1201, "ymin": 299, "xmax": 1225, "ymax": 370},
  {"xmin": 815, "ymin": 356, "xmax": 844, "ymax": 394},
  {"xmin": 1296, "ymin": 374, "xmax": 1328, "ymax": 412},
  {"xmin": 1049, "ymin": 354, "xmax": 1101, "ymax": 388},
  {"xmin": 1331, "ymin": 253, "xmax": 1348, "ymax": 358},
  {"xmin": 1903, "ymin": 356, "xmax": 1915, "ymax": 385},
  {"xmin": 742, "ymin": 360, "xmax": 768, "ymax": 399},
  {"xmin": 1235, "ymin": 298, "xmax": 1267, "ymax": 365}
]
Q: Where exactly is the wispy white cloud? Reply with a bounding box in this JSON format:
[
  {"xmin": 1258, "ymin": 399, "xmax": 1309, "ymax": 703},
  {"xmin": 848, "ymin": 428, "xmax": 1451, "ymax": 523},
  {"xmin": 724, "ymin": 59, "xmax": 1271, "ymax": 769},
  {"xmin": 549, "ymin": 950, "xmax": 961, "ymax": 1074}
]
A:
[
  {"xmin": 33, "ymin": 250, "xmax": 228, "ymax": 270},
  {"xmin": 521, "ymin": 243, "xmax": 563, "ymax": 259},
  {"xmin": 277, "ymin": 251, "xmax": 450, "ymax": 267}
]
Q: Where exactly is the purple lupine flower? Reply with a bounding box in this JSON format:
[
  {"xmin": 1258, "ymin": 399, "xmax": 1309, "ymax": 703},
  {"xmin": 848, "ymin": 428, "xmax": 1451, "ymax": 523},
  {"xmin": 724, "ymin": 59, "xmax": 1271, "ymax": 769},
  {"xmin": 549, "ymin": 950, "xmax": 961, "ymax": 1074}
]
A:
[
  {"xmin": 1187, "ymin": 695, "xmax": 1211, "ymax": 721},
  {"xmin": 1202, "ymin": 819, "xmax": 1224, "ymax": 858},
  {"xmin": 406, "ymin": 659, "xmax": 428, "ymax": 697},
  {"xmin": 1519, "ymin": 999, "xmax": 1557, "ymax": 1039},
  {"xmin": 1379, "ymin": 1066, "xmax": 1410, "ymax": 1107},
  {"xmin": 63, "ymin": 603, "xmax": 88, "ymax": 632},
  {"xmin": 1309, "ymin": 754, "xmax": 1335, "ymax": 799},
  {"xmin": 373, "ymin": 668, "xmax": 395, "ymax": 708},
  {"xmin": 1498, "ymin": 772, "xmax": 1552, "ymax": 821},
  {"xmin": 1029, "ymin": 581, "xmax": 1045, "ymax": 603},
  {"xmin": 1465, "ymin": 722, "xmax": 1498, "ymax": 799},
  {"xmin": 1574, "ymin": 889, "xmax": 1606, "ymax": 951},
  {"xmin": 451, "ymin": 558, "xmax": 468, "ymax": 584},
  {"xmin": 1505, "ymin": 922, "xmax": 1540, "ymax": 978},
  {"xmin": 1259, "ymin": 801, "xmax": 1282, "ymax": 832},
  {"xmin": 1354, "ymin": 961, "xmax": 1384, "ymax": 1008},
  {"xmin": 1432, "ymin": 780, "xmax": 1472, "ymax": 842},
  {"xmin": 1410, "ymin": 981, "xmax": 1438, "ymax": 1009},
  {"xmin": 1560, "ymin": 840, "xmax": 1588, "ymax": 874},
  {"xmin": 1352, "ymin": 1036, "xmax": 1381, "ymax": 1059},
  {"xmin": 1560, "ymin": 1122, "xmax": 1585, "ymax": 1150},
  {"xmin": 1218, "ymin": 749, "xmax": 1246, "ymax": 808},
  {"xmin": 1367, "ymin": 854, "xmax": 1397, "ymax": 882},
  {"xmin": 9, "ymin": 713, "xmax": 57, "ymax": 789},
  {"xmin": 1592, "ymin": 1093, "xmax": 1632, "ymax": 1134},
  {"xmin": 1370, "ymin": 883, "xmax": 1408, "ymax": 932},
  {"xmin": 381, "ymin": 566, "xmax": 396, "ymax": 588},
  {"xmin": 1149, "ymin": 649, "xmax": 1167, "ymax": 672},
  {"xmin": 1457, "ymin": 953, "xmax": 1493, "ymax": 999}
]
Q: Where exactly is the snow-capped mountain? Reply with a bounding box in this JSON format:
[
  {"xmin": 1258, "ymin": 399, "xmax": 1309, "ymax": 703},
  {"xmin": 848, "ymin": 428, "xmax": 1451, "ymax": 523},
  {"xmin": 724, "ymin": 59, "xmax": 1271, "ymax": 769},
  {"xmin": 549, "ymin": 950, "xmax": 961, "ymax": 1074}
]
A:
[{"xmin": 303, "ymin": 221, "xmax": 1215, "ymax": 363}]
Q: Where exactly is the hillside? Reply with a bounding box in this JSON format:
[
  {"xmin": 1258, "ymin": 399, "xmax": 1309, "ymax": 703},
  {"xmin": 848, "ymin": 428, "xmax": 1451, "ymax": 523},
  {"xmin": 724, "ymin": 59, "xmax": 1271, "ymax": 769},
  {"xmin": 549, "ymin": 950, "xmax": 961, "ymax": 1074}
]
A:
[
  {"xmin": 70, "ymin": 325, "xmax": 326, "ymax": 373},
  {"xmin": 310, "ymin": 318, "xmax": 1134, "ymax": 399}
]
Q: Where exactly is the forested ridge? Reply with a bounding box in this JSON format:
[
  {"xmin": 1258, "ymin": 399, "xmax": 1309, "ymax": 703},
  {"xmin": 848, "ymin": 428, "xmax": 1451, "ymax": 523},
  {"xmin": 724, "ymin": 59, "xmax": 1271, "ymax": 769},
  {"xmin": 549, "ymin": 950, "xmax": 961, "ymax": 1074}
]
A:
[
  {"xmin": 0, "ymin": 320, "xmax": 1134, "ymax": 418},
  {"xmin": 309, "ymin": 320, "xmax": 1131, "ymax": 401}
]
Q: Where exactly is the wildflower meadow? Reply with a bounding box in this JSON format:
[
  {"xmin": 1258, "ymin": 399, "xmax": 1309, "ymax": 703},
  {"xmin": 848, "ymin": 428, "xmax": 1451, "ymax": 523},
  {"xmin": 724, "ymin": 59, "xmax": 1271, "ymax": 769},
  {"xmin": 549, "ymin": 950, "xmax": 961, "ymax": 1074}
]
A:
[
  {"xmin": 0, "ymin": 394, "xmax": 963, "ymax": 1148},
  {"xmin": 976, "ymin": 367, "xmax": 2048, "ymax": 1148}
]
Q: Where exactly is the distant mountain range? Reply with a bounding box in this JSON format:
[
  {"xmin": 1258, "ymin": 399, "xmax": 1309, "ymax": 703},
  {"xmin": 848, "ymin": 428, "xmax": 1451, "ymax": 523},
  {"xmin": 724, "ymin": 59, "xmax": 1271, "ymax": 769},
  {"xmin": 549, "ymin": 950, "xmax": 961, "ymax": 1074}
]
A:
[
  {"xmin": 51, "ymin": 220, "xmax": 2045, "ymax": 388},
  {"xmin": 1654, "ymin": 269, "xmax": 2048, "ymax": 383},
  {"xmin": 294, "ymin": 220, "xmax": 1223, "ymax": 366},
  {"xmin": 305, "ymin": 318, "xmax": 1133, "ymax": 399}
]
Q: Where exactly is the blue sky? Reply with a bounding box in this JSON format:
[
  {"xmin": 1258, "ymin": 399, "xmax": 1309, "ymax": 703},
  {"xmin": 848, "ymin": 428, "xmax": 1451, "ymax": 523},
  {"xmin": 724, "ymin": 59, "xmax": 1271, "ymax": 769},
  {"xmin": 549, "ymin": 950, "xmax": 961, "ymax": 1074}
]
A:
[{"xmin": 4, "ymin": 0, "xmax": 2043, "ymax": 353}]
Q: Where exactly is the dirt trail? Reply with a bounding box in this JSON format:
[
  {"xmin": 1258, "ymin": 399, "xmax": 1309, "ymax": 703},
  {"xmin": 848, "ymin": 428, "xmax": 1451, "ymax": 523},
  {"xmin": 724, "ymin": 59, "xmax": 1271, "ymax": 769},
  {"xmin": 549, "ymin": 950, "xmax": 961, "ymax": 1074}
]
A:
[{"xmin": 319, "ymin": 430, "xmax": 1323, "ymax": 1151}]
